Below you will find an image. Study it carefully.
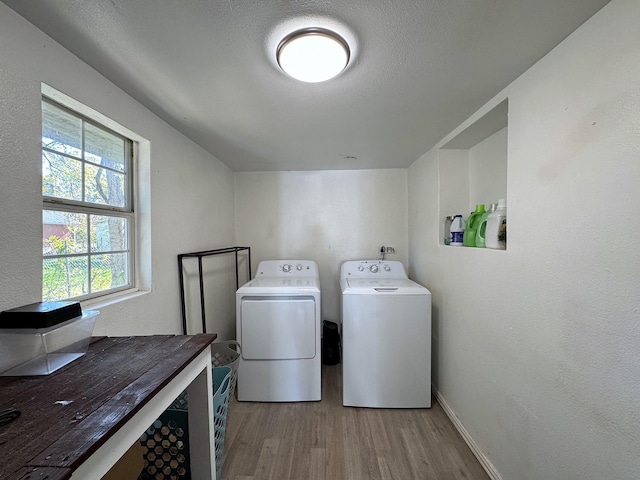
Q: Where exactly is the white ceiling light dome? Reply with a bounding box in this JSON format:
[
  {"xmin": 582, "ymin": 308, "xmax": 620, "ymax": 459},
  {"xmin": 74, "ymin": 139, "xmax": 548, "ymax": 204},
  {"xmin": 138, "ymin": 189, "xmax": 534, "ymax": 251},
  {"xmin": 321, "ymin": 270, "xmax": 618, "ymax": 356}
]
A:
[{"xmin": 277, "ymin": 28, "xmax": 350, "ymax": 83}]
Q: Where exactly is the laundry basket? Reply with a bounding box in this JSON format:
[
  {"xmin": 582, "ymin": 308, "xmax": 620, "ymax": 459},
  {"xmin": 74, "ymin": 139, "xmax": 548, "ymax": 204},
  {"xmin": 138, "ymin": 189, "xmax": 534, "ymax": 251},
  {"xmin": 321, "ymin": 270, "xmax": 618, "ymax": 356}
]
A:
[
  {"xmin": 138, "ymin": 365, "xmax": 232, "ymax": 480},
  {"xmin": 210, "ymin": 340, "xmax": 240, "ymax": 399},
  {"xmin": 212, "ymin": 365, "xmax": 232, "ymax": 479},
  {"xmin": 165, "ymin": 340, "xmax": 240, "ymax": 410}
]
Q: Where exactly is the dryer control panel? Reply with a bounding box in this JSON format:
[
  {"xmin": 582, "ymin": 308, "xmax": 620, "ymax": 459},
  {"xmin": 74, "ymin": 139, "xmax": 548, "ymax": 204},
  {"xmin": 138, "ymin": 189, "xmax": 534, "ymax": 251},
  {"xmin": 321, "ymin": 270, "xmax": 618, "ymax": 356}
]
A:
[
  {"xmin": 340, "ymin": 260, "xmax": 408, "ymax": 279},
  {"xmin": 255, "ymin": 260, "xmax": 319, "ymax": 278}
]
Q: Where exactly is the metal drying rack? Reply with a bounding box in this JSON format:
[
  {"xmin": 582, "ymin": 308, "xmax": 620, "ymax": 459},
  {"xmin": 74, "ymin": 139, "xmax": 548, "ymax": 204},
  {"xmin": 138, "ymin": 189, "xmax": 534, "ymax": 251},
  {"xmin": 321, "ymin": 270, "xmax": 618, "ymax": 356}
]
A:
[{"xmin": 177, "ymin": 246, "xmax": 251, "ymax": 335}]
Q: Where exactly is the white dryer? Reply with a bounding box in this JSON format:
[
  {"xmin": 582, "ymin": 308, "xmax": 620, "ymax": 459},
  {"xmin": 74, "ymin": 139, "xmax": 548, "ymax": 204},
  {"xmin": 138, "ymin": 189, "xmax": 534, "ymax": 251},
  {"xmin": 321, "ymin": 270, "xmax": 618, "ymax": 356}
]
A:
[
  {"xmin": 236, "ymin": 260, "xmax": 321, "ymax": 402},
  {"xmin": 341, "ymin": 260, "xmax": 431, "ymax": 408}
]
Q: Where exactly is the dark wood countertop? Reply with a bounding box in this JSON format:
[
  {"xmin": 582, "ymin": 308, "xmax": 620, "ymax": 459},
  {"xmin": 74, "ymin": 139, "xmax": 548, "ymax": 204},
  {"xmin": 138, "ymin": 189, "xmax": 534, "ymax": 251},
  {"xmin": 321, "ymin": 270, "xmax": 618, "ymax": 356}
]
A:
[{"xmin": 0, "ymin": 334, "xmax": 217, "ymax": 479}]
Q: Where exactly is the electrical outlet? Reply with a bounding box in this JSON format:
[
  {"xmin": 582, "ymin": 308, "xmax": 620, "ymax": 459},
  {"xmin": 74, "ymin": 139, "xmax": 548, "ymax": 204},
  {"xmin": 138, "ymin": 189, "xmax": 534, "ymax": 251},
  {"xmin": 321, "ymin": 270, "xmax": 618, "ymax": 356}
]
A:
[{"xmin": 384, "ymin": 246, "xmax": 395, "ymax": 254}]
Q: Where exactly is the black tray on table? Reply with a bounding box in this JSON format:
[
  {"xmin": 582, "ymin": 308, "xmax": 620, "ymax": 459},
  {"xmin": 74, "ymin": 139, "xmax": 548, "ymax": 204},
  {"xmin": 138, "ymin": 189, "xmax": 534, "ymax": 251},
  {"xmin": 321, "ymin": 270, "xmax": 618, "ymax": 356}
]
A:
[{"xmin": 0, "ymin": 301, "xmax": 82, "ymax": 329}]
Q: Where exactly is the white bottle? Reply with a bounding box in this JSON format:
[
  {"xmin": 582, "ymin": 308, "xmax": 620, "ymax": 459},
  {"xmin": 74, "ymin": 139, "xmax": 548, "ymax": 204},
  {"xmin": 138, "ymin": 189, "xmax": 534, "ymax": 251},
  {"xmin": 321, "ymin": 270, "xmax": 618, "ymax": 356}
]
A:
[
  {"xmin": 450, "ymin": 214, "xmax": 465, "ymax": 246},
  {"xmin": 485, "ymin": 199, "xmax": 507, "ymax": 250}
]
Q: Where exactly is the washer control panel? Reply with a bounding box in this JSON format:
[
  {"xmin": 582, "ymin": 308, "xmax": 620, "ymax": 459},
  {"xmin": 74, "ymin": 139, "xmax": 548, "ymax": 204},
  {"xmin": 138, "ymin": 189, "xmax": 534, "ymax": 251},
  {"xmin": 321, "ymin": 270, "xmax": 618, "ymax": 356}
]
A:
[
  {"xmin": 256, "ymin": 260, "xmax": 318, "ymax": 277},
  {"xmin": 342, "ymin": 260, "xmax": 407, "ymax": 278}
]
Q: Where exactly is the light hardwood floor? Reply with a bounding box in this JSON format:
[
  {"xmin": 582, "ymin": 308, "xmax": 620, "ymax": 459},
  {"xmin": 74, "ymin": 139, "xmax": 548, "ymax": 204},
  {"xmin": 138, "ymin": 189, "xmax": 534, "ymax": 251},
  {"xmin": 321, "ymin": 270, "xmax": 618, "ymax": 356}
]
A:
[{"xmin": 221, "ymin": 364, "xmax": 490, "ymax": 480}]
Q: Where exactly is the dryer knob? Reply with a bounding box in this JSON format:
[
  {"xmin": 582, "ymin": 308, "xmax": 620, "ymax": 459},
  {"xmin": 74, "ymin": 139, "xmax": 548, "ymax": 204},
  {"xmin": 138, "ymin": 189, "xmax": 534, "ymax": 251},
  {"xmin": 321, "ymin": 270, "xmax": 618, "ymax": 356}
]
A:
[
  {"xmin": 282, "ymin": 264, "xmax": 292, "ymax": 272},
  {"xmin": 296, "ymin": 264, "xmax": 303, "ymax": 271},
  {"xmin": 357, "ymin": 266, "xmax": 365, "ymax": 272},
  {"xmin": 384, "ymin": 265, "xmax": 391, "ymax": 272},
  {"xmin": 369, "ymin": 264, "xmax": 379, "ymax": 273}
]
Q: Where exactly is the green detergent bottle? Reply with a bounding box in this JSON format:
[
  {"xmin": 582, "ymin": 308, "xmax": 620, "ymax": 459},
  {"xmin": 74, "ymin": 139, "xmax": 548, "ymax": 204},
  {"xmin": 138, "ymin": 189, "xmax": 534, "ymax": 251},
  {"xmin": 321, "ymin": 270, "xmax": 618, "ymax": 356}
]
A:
[
  {"xmin": 463, "ymin": 204, "xmax": 485, "ymax": 247},
  {"xmin": 475, "ymin": 203, "xmax": 497, "ymax": 248}
]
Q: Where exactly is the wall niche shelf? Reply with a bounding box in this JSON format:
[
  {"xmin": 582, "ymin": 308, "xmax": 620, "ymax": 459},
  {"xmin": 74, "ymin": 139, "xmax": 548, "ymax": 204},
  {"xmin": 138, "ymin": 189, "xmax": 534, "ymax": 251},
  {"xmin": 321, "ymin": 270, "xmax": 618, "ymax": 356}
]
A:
[{"xmin": 439, "ymin": 99, "xmax": 508, "ymax": 249}]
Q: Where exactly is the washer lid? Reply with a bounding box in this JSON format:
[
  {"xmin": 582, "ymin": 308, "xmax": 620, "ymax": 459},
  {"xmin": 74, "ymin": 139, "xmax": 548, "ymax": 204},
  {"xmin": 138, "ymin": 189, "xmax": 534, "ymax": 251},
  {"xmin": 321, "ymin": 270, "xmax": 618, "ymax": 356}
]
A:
[{"xmin": 344, "ymin": 278, "xmax": 429, "ymax": 294}]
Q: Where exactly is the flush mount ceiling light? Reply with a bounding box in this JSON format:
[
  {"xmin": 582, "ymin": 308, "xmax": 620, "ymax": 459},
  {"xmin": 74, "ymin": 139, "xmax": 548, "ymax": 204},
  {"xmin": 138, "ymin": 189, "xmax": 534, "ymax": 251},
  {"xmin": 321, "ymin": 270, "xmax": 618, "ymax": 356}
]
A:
[{"xmin": 277, "ymin": 28, "xmax": 350, "ymax": 83}]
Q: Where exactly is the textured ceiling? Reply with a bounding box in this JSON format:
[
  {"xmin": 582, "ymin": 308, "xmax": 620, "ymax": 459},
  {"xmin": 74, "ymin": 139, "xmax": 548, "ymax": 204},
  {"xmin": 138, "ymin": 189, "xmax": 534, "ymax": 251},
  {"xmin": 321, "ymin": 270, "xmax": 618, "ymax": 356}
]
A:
[{"xmin": 2, "ymin": 0, "xmax": 610, "ymax": 171}]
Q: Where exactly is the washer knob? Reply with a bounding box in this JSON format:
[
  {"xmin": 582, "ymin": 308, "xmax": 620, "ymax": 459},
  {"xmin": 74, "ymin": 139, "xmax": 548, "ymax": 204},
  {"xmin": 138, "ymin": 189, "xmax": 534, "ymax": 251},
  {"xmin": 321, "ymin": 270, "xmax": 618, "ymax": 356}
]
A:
[
  {"xmin": 384, "ymin": 265, "xmax": 391, "ymax": 272},
  {"xmin": 369, "ymin": 264, "xmax": 379, "ymax": 273},
  {"xmin": 358, "ymin": 266, "xmax": 365, "ymax": 272},
  {"xmin": 282, "ymin": 264, "xmax": 292, "ymax": 272},
  {"xmin": 296, "ymin": 264, "xmax": 303, "ymax": 271}
]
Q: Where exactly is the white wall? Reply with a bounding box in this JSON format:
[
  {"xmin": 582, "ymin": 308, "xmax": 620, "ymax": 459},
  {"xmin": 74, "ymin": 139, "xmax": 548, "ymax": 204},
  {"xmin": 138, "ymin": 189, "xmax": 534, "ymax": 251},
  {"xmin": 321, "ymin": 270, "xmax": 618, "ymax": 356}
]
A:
[
  {"xmin": 438, "ymin": 127, "xmax": 508, "ymax": 233},
  {"xmin": 4, "ymin": 1, "xmax": 638, "ymax": 477},
  {"xmin": 408, "ymin": 1, "xmax": 640, "ymax": 479},
  {"xmin": 469, "ymin": 127, "xmax": 508, "ymax": 209},
  {"xmin": 234, "ymin": 170, "xmax": 408, "ymax": 322},
  {"xmin": 438, "ymin": 149, "xmax": 469, "ymax": 244},
  {"xmin": 0, "ymin": 3, "xmax": 236, "ymax": 337}
]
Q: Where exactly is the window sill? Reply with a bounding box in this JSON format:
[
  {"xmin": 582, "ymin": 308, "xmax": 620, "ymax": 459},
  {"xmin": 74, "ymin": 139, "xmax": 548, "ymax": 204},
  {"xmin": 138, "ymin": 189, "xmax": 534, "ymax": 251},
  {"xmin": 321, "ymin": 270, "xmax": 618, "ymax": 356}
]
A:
[{"xmin": 81, "ymin": 288, "xmax": 150, "ymax": 311}]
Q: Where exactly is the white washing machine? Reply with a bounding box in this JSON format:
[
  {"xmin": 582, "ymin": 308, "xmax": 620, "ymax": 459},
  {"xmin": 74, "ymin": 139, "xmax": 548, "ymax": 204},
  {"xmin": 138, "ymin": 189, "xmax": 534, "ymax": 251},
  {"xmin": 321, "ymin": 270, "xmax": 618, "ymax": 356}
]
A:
[
  {"xmin": 341, "ymin": 260, "xmax": 432, "ymax": 408},
  {"xmin": 236, "ymin": 260, "xmax": 321, "ymax": 402}
]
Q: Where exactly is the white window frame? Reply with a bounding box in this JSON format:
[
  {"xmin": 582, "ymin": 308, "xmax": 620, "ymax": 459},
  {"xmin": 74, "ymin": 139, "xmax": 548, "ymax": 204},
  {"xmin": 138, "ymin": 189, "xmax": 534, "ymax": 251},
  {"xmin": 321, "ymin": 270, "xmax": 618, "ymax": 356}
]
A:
[{"xmin": 41, "ymin": 85, "xmax": 150, "ymax": 305}]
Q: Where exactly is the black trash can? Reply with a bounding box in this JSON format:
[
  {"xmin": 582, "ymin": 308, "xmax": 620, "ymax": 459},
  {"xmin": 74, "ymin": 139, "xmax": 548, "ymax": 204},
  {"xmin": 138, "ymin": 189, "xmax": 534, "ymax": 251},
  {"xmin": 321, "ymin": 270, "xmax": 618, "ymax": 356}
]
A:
[{"xmin": 322, "ymin": 320, "xmax": 341, "ymax": 365}]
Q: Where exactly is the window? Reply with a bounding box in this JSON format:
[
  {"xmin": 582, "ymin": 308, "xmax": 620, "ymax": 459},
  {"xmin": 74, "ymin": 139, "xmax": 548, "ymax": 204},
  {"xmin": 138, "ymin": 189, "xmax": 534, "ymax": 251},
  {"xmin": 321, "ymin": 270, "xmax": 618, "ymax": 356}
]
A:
[{"xmin": 42, "ymin": 98, "xmax": 134, "ymax": 301}]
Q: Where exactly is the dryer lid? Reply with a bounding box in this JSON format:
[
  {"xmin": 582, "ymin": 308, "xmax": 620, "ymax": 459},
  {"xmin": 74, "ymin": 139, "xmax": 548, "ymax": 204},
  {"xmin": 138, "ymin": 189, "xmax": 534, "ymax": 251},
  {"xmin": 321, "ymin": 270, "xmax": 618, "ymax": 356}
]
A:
[{"xmin": 237, "ymin": 276, "xmax": 320, "ymax": 294}]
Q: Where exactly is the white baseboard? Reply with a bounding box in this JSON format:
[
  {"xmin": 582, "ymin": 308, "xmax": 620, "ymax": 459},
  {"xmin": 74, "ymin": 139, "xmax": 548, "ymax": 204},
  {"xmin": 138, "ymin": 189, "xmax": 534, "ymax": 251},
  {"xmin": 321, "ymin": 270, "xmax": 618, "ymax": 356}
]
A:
[{"xmin": 433, "ymin": 387, "xmax": 503, "ymax": 480}]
